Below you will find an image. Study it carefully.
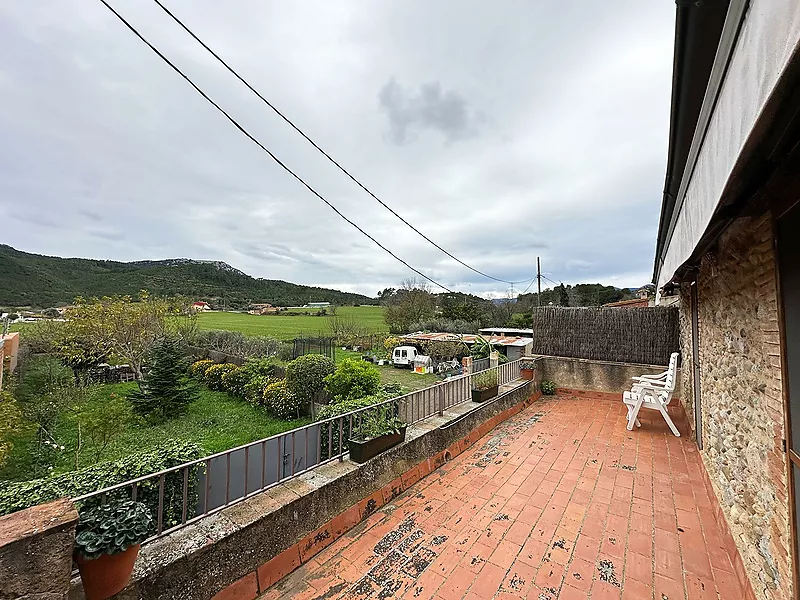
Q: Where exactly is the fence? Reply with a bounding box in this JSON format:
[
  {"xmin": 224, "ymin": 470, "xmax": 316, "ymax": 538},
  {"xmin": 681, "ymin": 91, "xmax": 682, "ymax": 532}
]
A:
[
  {"xmin": 73, "ymin": 358, "xmax": 524, "ymax": 545},
  {"xmin": 292, "ymin": 336, "xmax": 335, "ymax": 361},
  {"xmin": 529, "ymin": 306, "xmax": 679, "ymax": 365}
]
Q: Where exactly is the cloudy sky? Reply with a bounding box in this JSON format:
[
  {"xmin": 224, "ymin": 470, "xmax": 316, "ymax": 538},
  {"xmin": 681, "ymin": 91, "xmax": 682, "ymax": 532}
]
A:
[{"xmin": 0, "ymin": 1, "xmax": 674, "ymax": 298}]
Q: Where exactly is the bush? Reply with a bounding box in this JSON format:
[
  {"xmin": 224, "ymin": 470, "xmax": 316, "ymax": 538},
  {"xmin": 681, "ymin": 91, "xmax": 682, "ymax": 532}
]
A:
[
  {"xmin": 193, "ymin": 330, "xmax": 279, "ymax": 359},
  {"xmin": 408, "ymin": 318, "xmax": 479, "ymax": 334},
  {"xmin": 203, "ymin": 363, "xmax": 238, "ymax": 391},
  {"xmin": 0, "ymin": 390, "xmax": 23, "ymax": 468},
  {"xmin": 262, "ymin": 379, "xmax": 301, "ymax": 419},
  {"xmin": 221, "ymin": 367, "xmax": 250, "ymax": 398},
  {"xmin": 189, "ymin": 359, "xmax": 214, "ymax": 378},
  {"xmin": 382, "ymin": 382, "xmax": 403, "ymax": 397},
  {"xmin": 541, "ymin": 380, "xmax": 556, "ymax": 395},
  {"xmin": 0, "ymin": 440, "xmax": 202, "ymax": 529},
  {"xmin": 244, "ymin": 375, "xmax": 278, "ymax": 405},
  {"xmin": 324, "ymin": 359, "xmax": 381, "ymax": 402},
  {"xmin": 285, "ymin": 355, "xmax": 335, "ymax": 407}
]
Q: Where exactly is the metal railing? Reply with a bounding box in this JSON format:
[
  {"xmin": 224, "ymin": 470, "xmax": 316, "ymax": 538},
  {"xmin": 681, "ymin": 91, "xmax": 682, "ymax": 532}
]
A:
[{"xmin": 73, "ymin": 358, "xmax": 524, "ymax": 545}]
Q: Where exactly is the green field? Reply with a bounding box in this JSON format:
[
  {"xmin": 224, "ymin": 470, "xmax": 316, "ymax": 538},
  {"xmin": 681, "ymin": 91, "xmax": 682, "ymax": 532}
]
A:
[{"xmin": 197, "ymin": 306, "xmax": 387, "ymax": 340}]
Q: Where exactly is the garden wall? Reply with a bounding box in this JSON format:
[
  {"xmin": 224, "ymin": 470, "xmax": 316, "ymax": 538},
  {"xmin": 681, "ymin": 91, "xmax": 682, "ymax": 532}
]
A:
[{"xmin": 529, "ymin": 306, "xmax": 680, "ymax": 365}]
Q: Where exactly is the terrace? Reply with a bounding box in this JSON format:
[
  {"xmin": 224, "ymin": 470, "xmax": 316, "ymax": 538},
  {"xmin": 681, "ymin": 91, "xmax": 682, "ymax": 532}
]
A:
[{"xmin": 2, "ymin": 353, "xmax": 752, "ymax": 600}]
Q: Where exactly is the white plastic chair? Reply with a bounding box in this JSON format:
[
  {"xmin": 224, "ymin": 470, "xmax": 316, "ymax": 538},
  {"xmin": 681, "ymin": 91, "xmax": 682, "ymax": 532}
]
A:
[
  {"xmin": 630, "ymin": 352, "xmax": 679, "ymax": 387},
  {"xmin": 623, "ymin": 354, "xmax": 680, "ymax": 437}
]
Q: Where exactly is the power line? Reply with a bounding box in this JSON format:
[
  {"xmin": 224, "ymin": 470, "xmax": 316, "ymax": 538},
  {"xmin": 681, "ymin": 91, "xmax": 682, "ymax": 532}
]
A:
[
  {"xmin": 148, "ymin": 0, "xmax": 534, "ymax": 286},
  {"xmin": 97, "ymin": 0, "xmax": 455, "ymax": 293}
]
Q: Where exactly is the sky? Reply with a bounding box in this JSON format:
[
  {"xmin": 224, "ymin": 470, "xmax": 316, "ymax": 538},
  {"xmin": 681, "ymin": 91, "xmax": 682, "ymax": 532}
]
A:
[{"xmin": 0, "ymin": 1, "xmax": 675, "ymax": 299}]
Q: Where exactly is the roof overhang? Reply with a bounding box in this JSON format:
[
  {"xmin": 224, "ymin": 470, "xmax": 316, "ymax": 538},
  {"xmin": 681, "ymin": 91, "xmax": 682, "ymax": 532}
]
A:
[{"xmin": 654, "ymin": 0, "xmax": 800, "ymax": 289}]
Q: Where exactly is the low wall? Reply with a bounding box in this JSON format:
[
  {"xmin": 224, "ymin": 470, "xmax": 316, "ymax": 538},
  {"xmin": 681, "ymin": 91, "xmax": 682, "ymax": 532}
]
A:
[
  {"xmin": 536, "ymin": 354, "xmax": 682, "ymax": 397},
  {"xmin": 69, "ymin": 381, "xmax": 539, "ymax": 600},
  {"xmin": 0, "ymin": 498, "xmax": 78, "ymax": 600}
]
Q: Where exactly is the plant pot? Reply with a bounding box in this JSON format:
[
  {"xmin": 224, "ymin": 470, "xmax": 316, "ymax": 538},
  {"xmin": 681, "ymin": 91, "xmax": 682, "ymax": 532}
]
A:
[
  {"xmin": 349, "ymin": 427, "xmax": 407, "ymax": 463},
  {"xmin": 471, "ymin": 385, "xmax": 499, "ymax": 403},
  {"xmin": 521, "ymin": 368, "xmax": 535, "ymax": 380},
  {"xmin": 76, "ymin": 544, "xmax": 140, "ymax": 600},
  {"xmin": 472, "ymin": 385, "xmax": 499, "ymax": 402}
]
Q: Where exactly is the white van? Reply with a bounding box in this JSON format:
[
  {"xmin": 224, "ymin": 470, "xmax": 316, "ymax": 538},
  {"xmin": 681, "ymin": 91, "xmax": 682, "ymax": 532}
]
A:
[{"xmin": 392, "ymin": 346, "xmax": 418, "ymax": 368}]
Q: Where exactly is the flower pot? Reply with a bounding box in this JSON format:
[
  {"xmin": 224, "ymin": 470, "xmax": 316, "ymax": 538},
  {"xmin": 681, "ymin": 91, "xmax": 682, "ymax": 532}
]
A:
[
  {"xmin": 349, "ymin": 427, "xmax": 407, "ymax": 463},
  {"xmin": 76, "ymin": 544, "xmax": 140, "ymax": 600},
  {"xmin": 521, "ymin": 368, "xmax": 535, "ymax": 380},
  {"xmin": 471, "ymin": 385, "xmax": 499, "ymax": 403}
]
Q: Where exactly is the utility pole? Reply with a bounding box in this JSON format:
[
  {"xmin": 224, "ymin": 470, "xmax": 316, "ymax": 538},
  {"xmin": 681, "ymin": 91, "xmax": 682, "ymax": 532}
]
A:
[{"xmin": 537, "ymin": 257, "xmax": 542, "ymax": 307}]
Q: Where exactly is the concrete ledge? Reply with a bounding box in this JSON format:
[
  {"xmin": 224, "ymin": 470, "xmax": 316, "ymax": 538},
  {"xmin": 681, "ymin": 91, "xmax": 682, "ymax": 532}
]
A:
[
  {"xmin": 70, "ymin": 381, "xmax": 537, "ymax": 600},
  {"xmin": 536, "ymin": 354, "xmax": 682, "ymax": 397}
]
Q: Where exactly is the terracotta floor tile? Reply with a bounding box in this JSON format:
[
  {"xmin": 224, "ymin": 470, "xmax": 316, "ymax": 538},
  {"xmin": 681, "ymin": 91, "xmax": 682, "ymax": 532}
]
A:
[{"xmin": 257, "ymin": 395, "xmax": 748, "ymax": 600}]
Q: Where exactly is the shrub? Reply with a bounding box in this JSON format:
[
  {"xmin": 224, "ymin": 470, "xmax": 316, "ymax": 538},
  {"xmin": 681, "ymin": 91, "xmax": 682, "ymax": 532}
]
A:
[
  {"xmin": 0, "ymin": 440, "xmax": 201, "ymax": 527},
  {"xmin": 203, "ymin": 363, "xmax": 238, "ymax": 391},
  {"xmin": 130, "ymin": 336, "xmax": 199, "ymax": 420},
  {"xmin": 383, "ymin": 336, "xmax": 402, "ymax": 353},
  {"xmin": 541, "ymin": 380, "xmax": 556, "ymax": 395},
  {"xmin": 189, "ymin": 359, "xmax": 214, "ymax": 378},
  {"xmin": 0, "ymin": 390, "xmax": 23, "ymax": 468},
  {"xmin": 382, "ymin": 382, "xmax": 403, "ymax": 397},
  {"xmin": 221, "ymin": 366, "xmax": 249, "ymax": 397},
  {"xmin": 472, "ymin": 370, "xmax": 498, "ymax": 391},
  {"xmin": 277, "ymin": 342, "xmax": 295, "ymax": 362},
  {"xmin": 262, "ymin": 379, "xmax": 301, "ymax": 419},
  {"xmin": 520, "ymin": 360, "xmax": 538, "ymax": 370},
  {"xmin": 285, "ymin": 355, "xmax": 335, "ymax": 408},
  {"xmin": 324, "ymin": 359, "xmax": 381, "ymax": 402},
  {"xmin": 243, "ymin": 375, "xmax": 275, "ymax": 404},
  {"xmin": 75, "ymin": 500, "xmax": 152, "ymax": 560}
]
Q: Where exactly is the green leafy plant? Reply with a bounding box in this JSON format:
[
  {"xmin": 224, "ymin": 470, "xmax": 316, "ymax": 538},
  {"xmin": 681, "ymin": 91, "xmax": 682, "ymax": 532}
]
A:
[
  {"xmin": 189, "ymin": 359, "xmax": 214, "ymax": 378},
  {"xmin": 541, "ymin": 380, "xmax": 556, "ymax": 395},
  {"xmin": 470, "ymin": 336, "xmax": 509, "ymax": 363},
  {"xmin": 315, "ymin": 395, "xmax": 386, "ymax": 460},
  {"xmin": 285, "ymin": 354, "xmax": 335, "ymax": 408},
  {"xmin": 324, "ymin": 358, "xmax": 381, "ymax": 402},
  {"xmin": 0, "ymin": 390, "xmax": 23, "ymax": 468},
  {"xmin": 75, "ymin": 500, "xmax": 153, "ymax": 560},
  {"xmin": 244, "ymin": 375, "xmax": 278, "ymax": 405},
  {"xmin": 262, "ymin": 379, "xmax": 301, "ymax": 419},
  {"xmin": 221, "ymin": 366, "xmax": 250, "ymax": 397},
  {"xmin": 75, "ymin": 392, "xmax": 134, "ymax": 463},
  {"xmin": 520, "ymin": 360, "xmax": 538, "ymax": 370},
  {"xmin": 472, "ymin": 370, "xmax": 498, "ymax": 391},
  {"xmin": 381, "ymin": 382, "xmax": 403, "ymax": 397},
  {"xmin": 129, "ymin": 336, "xmax": 199, "ymax": 420},
  {"xmin": 0, "ymin": 440, "xmax": 201, "ymax": 521},
  {"xmin": 203, "ymin": 363, "xmax": 238, "ymax": 391},
  {"xmin": 350, "ymin": 403, "xmax": 405, "ymax": 441}
]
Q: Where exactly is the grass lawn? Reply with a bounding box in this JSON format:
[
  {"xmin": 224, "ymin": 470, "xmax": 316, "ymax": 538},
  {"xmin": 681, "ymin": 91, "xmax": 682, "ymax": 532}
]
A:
[
  {"xmin": 334, "ymin": 349, "xmax": 438, "ymax": 392},
  {"xmin": 0, "ymin": 382, "xmax": 309, "ymax": 482},
  {"xmin": 197, "ymin": 306, "xmax": 387, "ymax": 340}
]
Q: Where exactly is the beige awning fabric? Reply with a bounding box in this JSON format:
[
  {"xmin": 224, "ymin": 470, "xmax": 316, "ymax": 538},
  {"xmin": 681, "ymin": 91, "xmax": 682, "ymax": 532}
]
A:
[{"xmin": 657, "ymin": 0, "xmax": 800, "ymax": 289}]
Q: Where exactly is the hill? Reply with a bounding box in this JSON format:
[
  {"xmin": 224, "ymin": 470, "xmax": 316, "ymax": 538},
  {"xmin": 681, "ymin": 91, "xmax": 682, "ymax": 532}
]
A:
[{"xmin": 0, "ymin": 245, "xmax": 376, "ymax": 308}]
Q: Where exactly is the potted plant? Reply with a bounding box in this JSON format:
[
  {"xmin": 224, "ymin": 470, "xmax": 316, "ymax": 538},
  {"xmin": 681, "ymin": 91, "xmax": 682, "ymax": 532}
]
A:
[
  {"xmin": 348, "ymin": 404, "xmax": 407, "ymax": 463},
  {"xmin": 471, "ymin": 370, "xmax": 499, "ymax": 402},
  {"xmin": 74, "ymin": 500, "xmax": 153, "ymax": 600},
  {"xmin": 540, "ymin": 380, "xmax": 556, "ymax": 395},
  {"xmin": 520, "ymin": 360, "xmax": 537, "ymax": 380}
]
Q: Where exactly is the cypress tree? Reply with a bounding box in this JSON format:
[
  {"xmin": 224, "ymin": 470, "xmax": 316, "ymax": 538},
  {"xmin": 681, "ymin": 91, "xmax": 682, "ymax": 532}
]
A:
[{"xmin": 130, "ymin": 335, "xmax": 199, "ymax": 420}]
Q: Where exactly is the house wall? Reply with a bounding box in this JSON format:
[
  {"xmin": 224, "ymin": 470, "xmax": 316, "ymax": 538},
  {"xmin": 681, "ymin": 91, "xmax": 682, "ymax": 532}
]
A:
[{"xmin": 678, "ymin": 212, "xmax": 792, "ymax": 600}]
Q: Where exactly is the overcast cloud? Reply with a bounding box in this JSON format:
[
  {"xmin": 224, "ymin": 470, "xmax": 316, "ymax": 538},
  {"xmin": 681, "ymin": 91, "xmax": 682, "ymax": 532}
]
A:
[{"xmin": 0, "ymin": 1, "xmax": 674, "ymax": 298}]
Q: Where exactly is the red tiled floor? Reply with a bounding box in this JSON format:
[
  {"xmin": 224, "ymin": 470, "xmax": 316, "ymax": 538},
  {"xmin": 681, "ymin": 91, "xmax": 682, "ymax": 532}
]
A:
[{"xmin": 260, "ymin": 393, "xmax": 747, "ymax": 599}]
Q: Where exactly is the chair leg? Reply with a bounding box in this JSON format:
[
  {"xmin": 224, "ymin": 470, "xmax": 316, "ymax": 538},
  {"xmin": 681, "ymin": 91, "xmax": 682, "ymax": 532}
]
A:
[
  {"xmin": 657, "ymin": 403, "xmax": 680, "ymax": 437},
  {"xmin": 627, "ymin": 397, "xmax": 644, "ymax": 431},
  {"xmin": 634, "ymin": 417, "xmax": 641, "ymax": 428}
]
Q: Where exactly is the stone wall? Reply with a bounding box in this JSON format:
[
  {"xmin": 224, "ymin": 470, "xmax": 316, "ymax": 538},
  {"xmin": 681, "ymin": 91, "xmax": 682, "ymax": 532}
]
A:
[{"xmin": 678, "ymin": 212, "xmax": 792, "ymax": 599}]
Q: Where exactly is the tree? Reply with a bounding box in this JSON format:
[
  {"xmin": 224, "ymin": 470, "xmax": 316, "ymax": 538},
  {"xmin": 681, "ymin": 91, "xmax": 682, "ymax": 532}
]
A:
[
  {"xmin": 285, "ymin": 355, "xmax": 336, "ymax": 415},
  {"xmin": 42, "ymin": 307, "xmax": 60, "ymax": 318},
  {"xmin": 129, "ymin": 335, "xmax": 199, "ymax": 420},
  {"xmin": 64, "ymin": 292, "xmax": 188, "ymax": 381},
  {"xmin": 73, "ymin": 391, "xmax": 133, "ymax": 465},
  {"xmin": 383, "ymin": 279, "xmax": 437, "ymax": 334},
  {"xmin": 558, "ymin": 284, "xmax": 569, "ymax": 306}
]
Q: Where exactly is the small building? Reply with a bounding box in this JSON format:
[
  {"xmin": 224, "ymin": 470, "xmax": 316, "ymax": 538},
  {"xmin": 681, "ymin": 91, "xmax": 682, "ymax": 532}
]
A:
[
  {"xmin": 249, "ymin": 303, "xmax": 278, "ymax": 315},
  {"xmin": 478, "ymin": 327, "xmax": 533, "ymax": 339},
  {"xmin": 307, "ymin": 302, "xmax": 331, "ymax": 309},
  {"xmin": 192, "ymin": 301, "xmax": 210, "ymax": 312}
]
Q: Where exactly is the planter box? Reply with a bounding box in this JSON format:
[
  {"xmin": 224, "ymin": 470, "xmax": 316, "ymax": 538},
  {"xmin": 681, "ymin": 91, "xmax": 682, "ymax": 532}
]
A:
[
  {"xmin": 521, "ymin": 368, "xmax": 535, "ymax": 380},
  {"xmin": 471, "ymin": 385, "xmax": 499, "ymax": 403},
  {"xmin": 349, "ymin": 427, "xmax": 407, "ymax": 463}
]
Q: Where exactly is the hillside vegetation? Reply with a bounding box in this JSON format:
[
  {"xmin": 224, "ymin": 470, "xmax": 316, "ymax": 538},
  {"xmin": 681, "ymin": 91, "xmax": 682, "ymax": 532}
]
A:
[{"xmin": 0, "ymin": 245, "xmax": 376, "ymax": 308}]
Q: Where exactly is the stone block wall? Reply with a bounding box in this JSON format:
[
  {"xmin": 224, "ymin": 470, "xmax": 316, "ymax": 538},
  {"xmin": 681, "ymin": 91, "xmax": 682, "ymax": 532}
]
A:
[{"xmin": 677, "ymin": 212, "xmax": 792, "ymax": 599}]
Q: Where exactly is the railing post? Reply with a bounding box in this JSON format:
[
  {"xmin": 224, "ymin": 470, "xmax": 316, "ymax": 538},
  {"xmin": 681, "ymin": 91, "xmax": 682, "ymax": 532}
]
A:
[
  {"xmin": 462, "ymin": 356, "xmax": 473, "ymax": 375},
  {"xmin": 437, "ymin": 384, "xmax": 443, "ymax": 417}
]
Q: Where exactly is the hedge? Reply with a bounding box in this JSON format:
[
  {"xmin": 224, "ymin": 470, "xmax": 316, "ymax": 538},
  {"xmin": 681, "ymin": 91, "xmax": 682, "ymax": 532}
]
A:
[{"xmin": 0, "ymin": 441, "xmax": 202, "ymax": 535}]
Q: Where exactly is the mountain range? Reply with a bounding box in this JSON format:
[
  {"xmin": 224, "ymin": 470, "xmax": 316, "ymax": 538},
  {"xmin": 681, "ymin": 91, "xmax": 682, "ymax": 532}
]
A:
[{"xmin": 0, "ymin": 245, "xmax": 376, "ymax": 308}]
